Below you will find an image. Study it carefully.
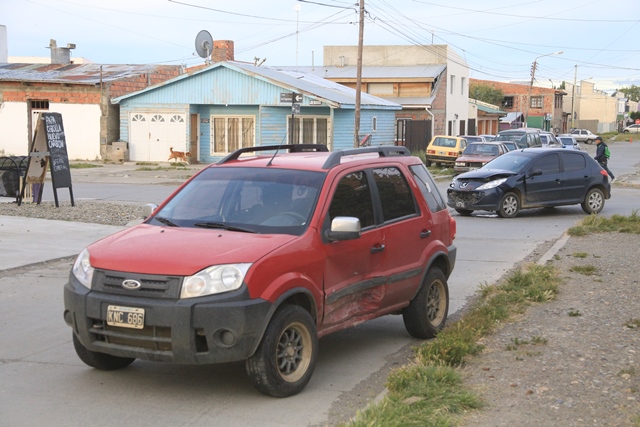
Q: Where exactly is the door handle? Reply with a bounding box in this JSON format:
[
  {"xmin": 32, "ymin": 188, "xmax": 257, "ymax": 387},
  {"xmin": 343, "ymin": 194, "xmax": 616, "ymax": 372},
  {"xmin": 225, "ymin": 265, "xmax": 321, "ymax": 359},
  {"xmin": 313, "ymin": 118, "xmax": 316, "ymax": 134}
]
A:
[
  {"xmin": 420, "ymin": 230, "xmax": 432, "ymax": 238},
  {"xmin": 370, "ymin": 244, "xmax": 385, "ymax": 254}
]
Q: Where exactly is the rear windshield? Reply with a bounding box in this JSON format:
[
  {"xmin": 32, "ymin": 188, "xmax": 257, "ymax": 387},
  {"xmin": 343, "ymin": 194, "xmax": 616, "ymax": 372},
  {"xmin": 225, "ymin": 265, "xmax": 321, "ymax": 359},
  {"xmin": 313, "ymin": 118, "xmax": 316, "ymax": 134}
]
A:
[
  {"xmin": 496, "ymin": 133, "xmax": 524, "ymax": 142},
  {"xmin": 463, "ymin": 143, "xmax": 500, "ymax": 155},
  {"xmin": 431, "ymin": 137, "xmax": 458, "ymax": 147}
]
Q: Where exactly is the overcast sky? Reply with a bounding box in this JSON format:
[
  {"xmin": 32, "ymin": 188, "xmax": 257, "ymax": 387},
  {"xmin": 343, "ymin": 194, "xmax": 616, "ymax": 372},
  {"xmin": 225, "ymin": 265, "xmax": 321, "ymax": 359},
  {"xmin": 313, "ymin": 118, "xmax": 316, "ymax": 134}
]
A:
[{"xmin": 2, "ymin": 0, "xmax": 639, "ymax": 91}]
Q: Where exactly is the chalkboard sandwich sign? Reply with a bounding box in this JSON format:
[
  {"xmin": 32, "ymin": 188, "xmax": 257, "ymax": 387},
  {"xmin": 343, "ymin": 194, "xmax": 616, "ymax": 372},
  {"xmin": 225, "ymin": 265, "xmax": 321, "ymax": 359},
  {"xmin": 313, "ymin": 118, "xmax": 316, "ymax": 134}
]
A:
[{"xmin": 20, "ymin": 112, "xmax": 75, "ymax": 207}]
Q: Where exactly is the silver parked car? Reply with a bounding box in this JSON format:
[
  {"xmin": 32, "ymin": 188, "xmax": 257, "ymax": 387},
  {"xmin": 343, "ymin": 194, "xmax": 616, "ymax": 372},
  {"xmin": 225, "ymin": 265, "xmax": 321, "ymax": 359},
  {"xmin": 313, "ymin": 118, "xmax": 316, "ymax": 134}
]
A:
[
  {"xmin": 557, "ymin": 134, "xmax": 581, "ymax": 150},
  {"xmin": 570, "ymin": 129, "xmax": 598, "ymax": 144}
]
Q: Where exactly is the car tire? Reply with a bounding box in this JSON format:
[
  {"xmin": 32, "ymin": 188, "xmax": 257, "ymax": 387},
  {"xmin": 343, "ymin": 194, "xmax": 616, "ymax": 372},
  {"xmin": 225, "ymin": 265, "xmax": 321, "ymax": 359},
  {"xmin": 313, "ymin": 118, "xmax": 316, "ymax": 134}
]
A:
[
  {"xmin": 246, "ymin": 305, "xmax": 318, "ymax": 397},
  {"xmin": 497, "ymin": 192, "xmax": 520, "ymax": 218},
  {"xmin": 585, "ymin": 139, "xmax": 593, "ymax": 144},
  {"xmin": 623, "ymin": 130, "xmax": 629, "ymax": 133},
  {"xmin": 425, "ymin": 159, "xmax": 432, "ymax": 167},
  {"xmin": 581, "ymin": 187, "xmax": 605, "ymax": 214},
  {"xmin": 455, "ymin": 208, "xmax": 473, "ymax": 216},
  {"xmin": 72, "ymin": 333, "xmax": 135, "ymax": 370},
  {"xmin": 402, "ymin": 268, "xmax": 449, "ymax": 339}
]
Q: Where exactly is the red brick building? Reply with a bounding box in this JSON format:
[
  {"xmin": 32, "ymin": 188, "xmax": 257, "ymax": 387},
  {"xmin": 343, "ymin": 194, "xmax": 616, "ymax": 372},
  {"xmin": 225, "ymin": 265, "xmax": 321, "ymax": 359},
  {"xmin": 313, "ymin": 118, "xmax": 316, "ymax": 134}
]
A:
[{"xmin": 471, "ymin": 79, "xmax": 567, "ymax": 133}]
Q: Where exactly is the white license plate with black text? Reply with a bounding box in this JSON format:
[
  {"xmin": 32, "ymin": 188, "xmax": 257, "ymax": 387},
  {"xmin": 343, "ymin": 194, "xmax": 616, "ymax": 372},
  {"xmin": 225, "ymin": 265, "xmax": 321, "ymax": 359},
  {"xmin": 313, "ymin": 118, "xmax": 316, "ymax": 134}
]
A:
[{"xmin": 107, "ymin": 305, "xmax": 145, "ymax": 329}]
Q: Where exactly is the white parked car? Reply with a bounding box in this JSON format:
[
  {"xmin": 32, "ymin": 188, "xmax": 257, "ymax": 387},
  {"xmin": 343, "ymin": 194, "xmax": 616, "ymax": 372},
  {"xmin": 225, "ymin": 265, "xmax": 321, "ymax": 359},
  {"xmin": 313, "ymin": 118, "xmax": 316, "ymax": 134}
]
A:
[
  {"xmin": 622, "ymin": 124, "xmax": 640, "ymax": 133},
  {"xmin": 570, "ymin": 129, "xmax": 598, "ymax": 144}
]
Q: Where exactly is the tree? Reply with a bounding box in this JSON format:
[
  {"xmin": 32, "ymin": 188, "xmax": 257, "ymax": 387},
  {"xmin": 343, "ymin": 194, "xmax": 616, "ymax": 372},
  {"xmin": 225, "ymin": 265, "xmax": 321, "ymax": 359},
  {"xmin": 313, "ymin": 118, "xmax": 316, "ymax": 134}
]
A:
[
  {"xmin": 618, "ymin": 85, "xmax": 640, "ymax": 102},
  {"xmin": 559, "ymin": 81, "xmax": 566, "ymax": 90},
  {"xmin": 469, "ymin": 83, "xmax": 504, "ymax": 106}
]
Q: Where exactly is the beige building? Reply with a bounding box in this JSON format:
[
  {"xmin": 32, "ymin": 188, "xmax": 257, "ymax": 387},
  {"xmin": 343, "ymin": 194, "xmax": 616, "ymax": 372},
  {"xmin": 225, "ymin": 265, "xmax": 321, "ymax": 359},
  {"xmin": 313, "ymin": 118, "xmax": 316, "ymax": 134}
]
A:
[{"xmin": 564, "ymin": 81, "xmax": 618, "ymax": 132}]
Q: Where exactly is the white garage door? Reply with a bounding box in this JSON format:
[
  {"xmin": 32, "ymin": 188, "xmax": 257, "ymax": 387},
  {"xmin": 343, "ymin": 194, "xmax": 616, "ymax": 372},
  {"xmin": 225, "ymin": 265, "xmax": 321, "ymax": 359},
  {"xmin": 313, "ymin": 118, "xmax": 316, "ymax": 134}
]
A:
[{"xmin": 129, "ymin": 112, "xmax": 187, "ymax": 162}]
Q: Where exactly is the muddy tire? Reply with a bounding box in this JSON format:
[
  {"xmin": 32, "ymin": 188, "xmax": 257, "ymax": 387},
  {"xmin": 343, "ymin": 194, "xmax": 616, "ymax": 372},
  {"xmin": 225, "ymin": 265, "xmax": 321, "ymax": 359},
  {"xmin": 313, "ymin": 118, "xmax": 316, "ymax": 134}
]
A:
[
  {"xmin": 246, "ymin": 305, "xmax": 318, "ymax": 397},
  {"xmin": 498, "ymin": 192, "xmax": 520, "ymax": 218},
  {"xmin": 402, "ymin": 268, "xmax": 449, "ymax": 339},
  {"xmin": 73, "ymin": 333, "xmax": 135, "ymax": 371},
  {"xmin": 581, "ymin": 187, "xmax": 605, "ymax": 214}
]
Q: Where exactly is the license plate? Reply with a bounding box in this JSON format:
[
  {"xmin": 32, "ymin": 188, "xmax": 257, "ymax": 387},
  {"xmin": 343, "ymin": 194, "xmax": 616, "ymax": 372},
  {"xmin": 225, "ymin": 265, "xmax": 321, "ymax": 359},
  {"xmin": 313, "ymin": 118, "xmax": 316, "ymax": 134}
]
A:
[
  {"xmin": 438, "ymin": 151, "xmax": 445, "ymax": 155},
  {"xmin": 456, "ymin": 201, "xmax": 466, "ymax": 208},
  {"xmin": 107, "ymin": 305, "xmax": 145, "ymax": 329}
]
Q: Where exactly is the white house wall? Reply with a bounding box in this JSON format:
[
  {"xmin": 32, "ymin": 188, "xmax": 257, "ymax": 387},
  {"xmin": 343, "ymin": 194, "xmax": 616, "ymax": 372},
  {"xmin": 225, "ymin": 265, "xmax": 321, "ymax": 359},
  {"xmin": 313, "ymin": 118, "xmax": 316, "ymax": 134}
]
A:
[
  {"xmin": 445, "ymin": 48, "xmax": 470, "ymax": 135},
  {"xmin": 0, "ymin": 102, "xmax": 28, "ymax": 156},
  {"xmin": 0, "ymin": 102, "xmax": 100, "ymax": 159},
  {"xmin": 52, "ymin": 103, "xmax": 101, "ymax": 160}
]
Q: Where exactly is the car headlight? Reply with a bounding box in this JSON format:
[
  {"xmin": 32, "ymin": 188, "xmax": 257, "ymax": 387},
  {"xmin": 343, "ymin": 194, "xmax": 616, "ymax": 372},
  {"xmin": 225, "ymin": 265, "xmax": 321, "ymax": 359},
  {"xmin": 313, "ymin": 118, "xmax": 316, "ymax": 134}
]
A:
[
  {"xmin": 72, "ymin": 248, "xmax": 94, "ymax": 289},
  {"xmin": 455, "ymin": 162, "xmax": 465, "ymax": 167},
  {"xmin": 477, "ymin": 178, "xmax": 507, "ymax": 190},
  {"xmin": 181, "ymin": 263, "xmax": 252, "ymax": 299},
  {"xmin": 449, "ymin": 177, "xmax": 458, "ymax": 188}
]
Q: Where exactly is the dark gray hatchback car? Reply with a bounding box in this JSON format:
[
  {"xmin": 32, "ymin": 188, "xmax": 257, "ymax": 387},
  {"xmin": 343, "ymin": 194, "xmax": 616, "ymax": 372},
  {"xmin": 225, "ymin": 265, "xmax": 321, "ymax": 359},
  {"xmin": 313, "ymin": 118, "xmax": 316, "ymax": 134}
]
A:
[{"xmin": 447, "ymin": 148, "xmax": 611, "ymax": 218}]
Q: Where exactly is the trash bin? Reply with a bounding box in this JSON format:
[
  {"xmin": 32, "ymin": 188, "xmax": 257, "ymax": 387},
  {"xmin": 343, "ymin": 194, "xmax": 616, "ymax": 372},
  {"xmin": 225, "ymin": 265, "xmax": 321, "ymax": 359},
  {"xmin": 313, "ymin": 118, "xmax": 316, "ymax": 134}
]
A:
[{"xmin": 0, "ymin": 156, "xmax": 29, "ymax": 202}]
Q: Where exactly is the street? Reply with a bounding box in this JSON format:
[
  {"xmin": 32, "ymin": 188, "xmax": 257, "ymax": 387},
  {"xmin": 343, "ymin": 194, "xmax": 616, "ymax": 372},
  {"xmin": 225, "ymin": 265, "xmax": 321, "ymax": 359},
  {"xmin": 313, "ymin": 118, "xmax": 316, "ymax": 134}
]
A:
[{"xmin": 1, "ymin": 142, "xmax": 639, "ymax": 426}]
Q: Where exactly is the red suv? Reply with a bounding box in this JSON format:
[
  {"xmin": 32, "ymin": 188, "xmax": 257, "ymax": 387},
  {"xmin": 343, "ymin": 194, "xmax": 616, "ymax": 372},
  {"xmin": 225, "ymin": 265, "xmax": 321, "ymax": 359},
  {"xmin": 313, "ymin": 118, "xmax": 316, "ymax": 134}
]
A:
[{"xmin": 64, "ymin": 144, "xmax": 457, "ymax": 397}]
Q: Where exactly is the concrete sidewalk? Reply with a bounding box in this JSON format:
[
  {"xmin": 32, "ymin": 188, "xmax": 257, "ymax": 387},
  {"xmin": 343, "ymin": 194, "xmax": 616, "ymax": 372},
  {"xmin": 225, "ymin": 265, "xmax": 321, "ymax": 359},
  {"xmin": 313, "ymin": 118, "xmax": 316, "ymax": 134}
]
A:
[{"xmin": 0, "ymin": 215, "xmax": 123, "ymax": 270}]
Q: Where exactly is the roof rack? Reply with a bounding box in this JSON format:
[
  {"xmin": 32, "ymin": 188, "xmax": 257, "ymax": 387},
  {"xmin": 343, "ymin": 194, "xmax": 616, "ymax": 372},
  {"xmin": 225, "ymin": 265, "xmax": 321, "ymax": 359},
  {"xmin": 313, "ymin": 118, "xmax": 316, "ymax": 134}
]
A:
[
  {"xmin": 217, "ymin": 144, "xmax": 329, "ymax": 165},
  {"xmin": 322, "ymin": 145, "xmax": 410, "ymax": 169}
]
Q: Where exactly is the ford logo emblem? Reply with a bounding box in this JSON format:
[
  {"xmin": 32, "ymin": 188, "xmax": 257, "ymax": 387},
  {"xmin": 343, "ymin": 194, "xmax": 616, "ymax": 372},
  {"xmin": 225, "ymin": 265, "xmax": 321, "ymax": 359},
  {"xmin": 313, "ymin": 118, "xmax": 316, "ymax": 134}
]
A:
[{"xmin": 122, "ymin": 279, "xmax": 142, "ymax": 290}]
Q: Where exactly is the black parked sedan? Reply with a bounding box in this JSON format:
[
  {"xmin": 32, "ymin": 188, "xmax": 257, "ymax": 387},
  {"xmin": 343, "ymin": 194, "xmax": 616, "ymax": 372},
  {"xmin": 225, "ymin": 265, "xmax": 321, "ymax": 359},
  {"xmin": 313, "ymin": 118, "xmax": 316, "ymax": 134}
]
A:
[{"xmin": 447, "ymin": 148, "xmax": 611, "ymax": 218}]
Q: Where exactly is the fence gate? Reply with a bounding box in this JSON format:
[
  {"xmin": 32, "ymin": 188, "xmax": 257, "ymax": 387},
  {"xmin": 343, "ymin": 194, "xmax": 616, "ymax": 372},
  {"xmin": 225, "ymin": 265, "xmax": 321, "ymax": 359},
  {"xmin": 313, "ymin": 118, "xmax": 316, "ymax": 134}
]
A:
[{"xmin": 399, "ymin": 120, "xmax": 432, "ymax": 153}]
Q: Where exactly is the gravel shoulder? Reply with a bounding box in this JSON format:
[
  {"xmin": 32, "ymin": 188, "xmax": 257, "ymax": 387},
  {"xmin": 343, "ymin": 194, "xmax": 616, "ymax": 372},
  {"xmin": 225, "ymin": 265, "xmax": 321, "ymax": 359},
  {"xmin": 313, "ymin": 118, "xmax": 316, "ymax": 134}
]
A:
[{"xmin": 462, "ymin": 232, "xmax": 640, "ymax": 426}]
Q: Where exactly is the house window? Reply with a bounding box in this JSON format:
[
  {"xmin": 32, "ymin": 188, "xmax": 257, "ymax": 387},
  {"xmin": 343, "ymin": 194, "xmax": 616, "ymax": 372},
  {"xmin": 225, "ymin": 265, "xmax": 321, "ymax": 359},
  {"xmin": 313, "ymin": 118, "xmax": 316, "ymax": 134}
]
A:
[
  {"xmin": 450, "ymin": 75, "xmax": 455, "ymax": 95},
  {"xmin": 287, "ymin": 116, "xmax": 329, "ymax": 145},
  {"xmin": 30, "ymin": 100, "xmax": 49, "ymax": 110},
  {"xmin": 530, "ymin": 96, "xmax": 543, "ymax": 108},
  {"xmin": 503, "ymin": 96, "xmax": 514, "ymax": 108},
  {"xmin": 211, "ymin": 116, "xmax": 255, "ymax": 155},
  {"xmin": 461, "ymin": 77, "xmax": 466, "ymax": 96},
  {"xmin": 372, "ymin": 117, "xmax": 377, "ymax": 132},
  {"xmin": 554, "ymin": 94, "xmax": 563, "ymax": 109}
]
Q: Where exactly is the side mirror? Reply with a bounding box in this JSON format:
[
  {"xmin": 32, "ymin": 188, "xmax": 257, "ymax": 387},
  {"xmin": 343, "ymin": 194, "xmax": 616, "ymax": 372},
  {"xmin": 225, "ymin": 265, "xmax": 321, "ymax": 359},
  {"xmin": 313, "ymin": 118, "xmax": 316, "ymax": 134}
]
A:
[
  {"xmin": 527, "ymin": 169, "xmax": 543, "ymax": 178},
  {"xmin": 326, "ymin": 216, "xmax": 361, "ymax": 242},
  {"xmin": 143, "ymin": 203, "xmax": 158, "ymax": 219}
]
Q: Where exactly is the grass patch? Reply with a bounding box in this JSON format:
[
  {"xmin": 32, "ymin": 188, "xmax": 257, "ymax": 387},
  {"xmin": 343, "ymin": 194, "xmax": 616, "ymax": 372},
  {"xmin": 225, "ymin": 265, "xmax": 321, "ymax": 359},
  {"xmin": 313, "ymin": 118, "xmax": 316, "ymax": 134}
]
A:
[
  {"xmin": 346, "ymin": 263, "xmax": 561, "ymax": 426},
  {"xmin": 625, "ymin": 319, "xmax": 640, "ymax": 329},
  {"xmin": 136, "ymin": 165, "xmax": 189, "ymax": 171},
  {"xmin": 568, "ymin": 310, "xmax": 582, "ymax": 317},
  {"xmin": 572, "ymin": 252, "xmax": 588, "ymax": 258},
  {"xmin": 568, "ymin": 210, "xmax": 640, "ymax": 236},
  {"xmin": 569, "ymin": 265, "xmax": 598, "ymax": 276},
  {"xmin": 135, "ymin": 162, "xmax": 159, "ymax": 166},
  {"xmin": 70, "ymin": 163, "xmax": 102, "ymax": 169}
]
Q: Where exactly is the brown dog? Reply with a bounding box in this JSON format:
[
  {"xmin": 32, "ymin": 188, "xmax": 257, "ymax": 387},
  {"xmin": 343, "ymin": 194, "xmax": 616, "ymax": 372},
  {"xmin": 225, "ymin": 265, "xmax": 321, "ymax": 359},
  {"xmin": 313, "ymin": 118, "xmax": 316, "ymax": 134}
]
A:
[{"xmin": 168, "ymin": 147, "xmax": 190, "ymax": 164}]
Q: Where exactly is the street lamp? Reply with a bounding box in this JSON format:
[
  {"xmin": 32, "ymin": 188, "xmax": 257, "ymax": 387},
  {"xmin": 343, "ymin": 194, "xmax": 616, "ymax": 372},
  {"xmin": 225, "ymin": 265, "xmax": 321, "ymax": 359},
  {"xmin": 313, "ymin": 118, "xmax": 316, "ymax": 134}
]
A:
[{"xmin": 524, "ymin": 51, "xmax": 563, "ymax": 127}]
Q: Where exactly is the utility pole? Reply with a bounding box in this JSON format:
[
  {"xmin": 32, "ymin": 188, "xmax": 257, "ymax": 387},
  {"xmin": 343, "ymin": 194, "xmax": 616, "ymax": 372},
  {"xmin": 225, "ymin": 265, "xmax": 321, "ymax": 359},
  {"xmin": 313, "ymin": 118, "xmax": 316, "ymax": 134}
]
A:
[
  {"xmin": 571, "ymin": 65, "xmax": 577, "ymax": 129},
  {"xmin": 524, "ymin": 60, "xmax": 537, "ymax": 128},
  {"xmin": 354, "ymin": 0, "xmax": 364, "ymax": 147}
]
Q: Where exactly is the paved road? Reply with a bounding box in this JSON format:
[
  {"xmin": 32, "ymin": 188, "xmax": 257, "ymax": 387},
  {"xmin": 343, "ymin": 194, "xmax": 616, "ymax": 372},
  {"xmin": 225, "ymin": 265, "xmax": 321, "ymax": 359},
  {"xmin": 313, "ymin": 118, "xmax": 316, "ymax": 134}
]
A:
[{"xmin": 1, "ymin": 142, "xmax": 639, "ymax": 426}]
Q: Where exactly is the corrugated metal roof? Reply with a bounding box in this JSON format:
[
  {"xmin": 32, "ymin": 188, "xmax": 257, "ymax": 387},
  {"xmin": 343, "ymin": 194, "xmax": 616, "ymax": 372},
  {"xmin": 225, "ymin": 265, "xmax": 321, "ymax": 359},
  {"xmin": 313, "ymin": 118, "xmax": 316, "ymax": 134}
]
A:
[
  {"xmin": 383, "ymin": 96, "xmax": 436, "ymax": 107},
  {"xmin": 474, "ymin": 103, "xmax": 506, "ymax": 115},
  {"xmin": 0, "ymin": 63, "xmax": 177, "ymax": 85},
  {"xmin": 113, "ymin": 61, "xmax": 402, "ymax": 110},
  {"xmin": 277, "ymin": 65, "xmax": 446, "ymax": 80}
]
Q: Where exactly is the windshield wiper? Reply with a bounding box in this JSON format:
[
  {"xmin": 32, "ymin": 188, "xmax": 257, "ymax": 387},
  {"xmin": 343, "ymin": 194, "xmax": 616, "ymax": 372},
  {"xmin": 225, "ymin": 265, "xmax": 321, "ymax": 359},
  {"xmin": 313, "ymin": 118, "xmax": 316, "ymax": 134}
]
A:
[
  {"xmin": 154, "ymin": 216, "xmax": 179, "ymax": 227},
  {"xmin": 193, "ymin": 222, "xmax": 256, "ymax": 233}
]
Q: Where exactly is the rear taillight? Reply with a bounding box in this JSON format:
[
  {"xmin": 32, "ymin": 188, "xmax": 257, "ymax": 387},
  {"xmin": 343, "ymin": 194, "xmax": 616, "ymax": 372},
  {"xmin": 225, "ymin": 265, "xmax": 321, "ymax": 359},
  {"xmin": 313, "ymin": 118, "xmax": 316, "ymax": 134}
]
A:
[{"xmin": 600, "ymin": 169, "xmax": 608, "ymax": 176}]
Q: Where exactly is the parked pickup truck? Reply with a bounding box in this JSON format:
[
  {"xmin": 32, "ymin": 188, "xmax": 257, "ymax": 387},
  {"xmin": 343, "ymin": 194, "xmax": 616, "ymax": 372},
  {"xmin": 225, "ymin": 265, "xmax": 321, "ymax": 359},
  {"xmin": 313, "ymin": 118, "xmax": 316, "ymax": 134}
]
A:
[{"xmin": 570, "ymin": 129, "xmax": 599, "ymax": 144}]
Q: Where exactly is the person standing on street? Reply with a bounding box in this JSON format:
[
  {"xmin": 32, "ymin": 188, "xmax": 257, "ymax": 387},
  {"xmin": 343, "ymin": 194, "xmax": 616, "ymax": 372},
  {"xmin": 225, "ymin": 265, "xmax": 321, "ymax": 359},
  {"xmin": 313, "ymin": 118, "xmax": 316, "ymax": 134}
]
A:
[{"xmin": 594, "ymin": 136, "xmax": 616, "ymax": 183}]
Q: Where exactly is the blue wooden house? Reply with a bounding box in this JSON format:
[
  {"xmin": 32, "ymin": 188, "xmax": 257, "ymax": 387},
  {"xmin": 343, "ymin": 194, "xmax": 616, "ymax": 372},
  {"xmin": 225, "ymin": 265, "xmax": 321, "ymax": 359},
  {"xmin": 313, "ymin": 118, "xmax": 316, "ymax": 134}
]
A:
[{"xmin": 112, "ymin": 61, "xmax": 401, "ymax": 163}]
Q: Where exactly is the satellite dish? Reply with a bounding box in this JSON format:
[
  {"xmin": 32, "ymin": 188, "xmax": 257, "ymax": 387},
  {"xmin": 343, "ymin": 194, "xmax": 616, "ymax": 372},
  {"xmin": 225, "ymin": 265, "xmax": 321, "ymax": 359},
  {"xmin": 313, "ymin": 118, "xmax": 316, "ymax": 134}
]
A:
[{"xmin": 195, "ymin": 30, "xmax": 213, "ymax": 63}]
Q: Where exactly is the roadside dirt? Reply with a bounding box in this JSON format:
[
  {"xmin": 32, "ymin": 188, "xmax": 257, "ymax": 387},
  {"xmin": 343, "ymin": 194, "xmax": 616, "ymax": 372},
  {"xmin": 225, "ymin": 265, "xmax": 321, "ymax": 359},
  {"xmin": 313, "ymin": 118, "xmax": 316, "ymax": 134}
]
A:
[{"xmin": 462, "ymin": 232, "xmax": 640, "ymax": 427}]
